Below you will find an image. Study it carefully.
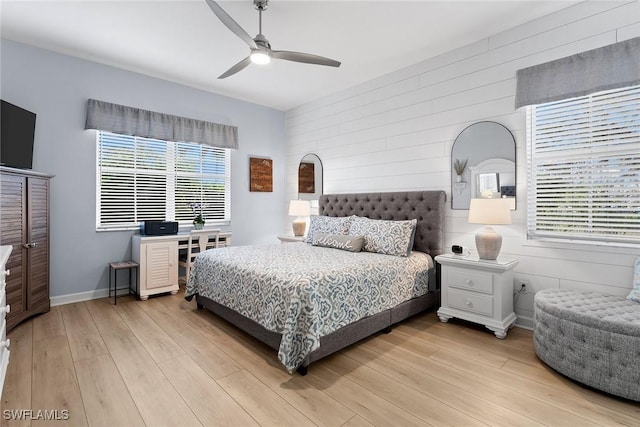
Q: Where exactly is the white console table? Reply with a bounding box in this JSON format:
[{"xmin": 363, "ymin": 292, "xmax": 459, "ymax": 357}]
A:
[{"xmin": 131, "ymin": 231, "xmax": 231, "ymax": 300}]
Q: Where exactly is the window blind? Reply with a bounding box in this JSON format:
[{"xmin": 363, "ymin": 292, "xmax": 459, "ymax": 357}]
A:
[
  {"xmin": 97, "ymin": 131, "xmax": 230, "ymax": 230},
  {"xmin": 527, "ymin": 85, "xmax": 640, "ymax": 244}
]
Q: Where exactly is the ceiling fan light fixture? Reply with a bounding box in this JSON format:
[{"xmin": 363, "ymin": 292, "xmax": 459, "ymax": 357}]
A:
[
  {"xmin": 208, "ymin": 0, "xmax": 340, "ymax": 78},
  {"xmin": 250, "ymin": 51, "xmax": 271, "ymax": 65}
]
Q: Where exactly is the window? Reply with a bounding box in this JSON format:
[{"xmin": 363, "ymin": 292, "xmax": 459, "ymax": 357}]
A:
[
  {"xmin": 96, "ymin": 131, "xmax": 230, "ymax": 230},
  {"xmin": 527, "ymin": 85, "xmax": 640, "ymax": 245}
]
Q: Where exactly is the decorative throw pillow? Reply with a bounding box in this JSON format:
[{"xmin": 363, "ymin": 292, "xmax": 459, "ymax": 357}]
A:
[
  {"xmin": 626, "ymin": 257, "xmax": 640, "ymax": 303},
  {"xmin": 348, "ymin": 216, "xmax": 417, "ymax": 257},
  {"xmin": 305, "ymin": 215, "xmax": 352, "ymax": 243},
  {"xmin": 312, "ymin": 233, "xmax": 364, "ymax": 252}
]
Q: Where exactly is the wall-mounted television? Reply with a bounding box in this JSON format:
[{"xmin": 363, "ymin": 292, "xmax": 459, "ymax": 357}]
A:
[{"xmin": 1, "ymin": 100, "xmax": 36, "ymax": 169}]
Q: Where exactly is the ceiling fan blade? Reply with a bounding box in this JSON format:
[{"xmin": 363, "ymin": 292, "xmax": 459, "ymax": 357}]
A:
[
  {"xmin": 218, "ymin": 56, "xmax": 252, "ymax": 79},
  {"xmin": 205, "ymin": 0, "xmax": 257, "ymax": 50},
  {"xmin": 271, "ymin": 50, "xmax": 341, "ymax": 67}
]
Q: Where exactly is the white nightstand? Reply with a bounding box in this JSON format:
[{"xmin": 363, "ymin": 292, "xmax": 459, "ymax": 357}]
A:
[
  {"xmin": 277, "ymin": 234, "xmax": 306, "ymax": 243},
  {"xmin": 435, "ymin": 253, "xmax": 518, "ymax": 339}
]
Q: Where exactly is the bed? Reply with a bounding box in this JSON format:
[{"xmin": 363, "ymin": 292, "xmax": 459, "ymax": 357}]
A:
[{"xmin": 185, "ymin": 191, "xmax": 446, "ymax": 374}]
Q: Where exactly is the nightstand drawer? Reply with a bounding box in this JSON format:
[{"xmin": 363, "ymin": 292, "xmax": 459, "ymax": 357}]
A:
[
  {"xmin": 447, "ymin": 289, "xmax": 493, "ymax": 317},
  {"xmin": 448, "ymin": 267, "xmax": 493, "ymax": 294}
]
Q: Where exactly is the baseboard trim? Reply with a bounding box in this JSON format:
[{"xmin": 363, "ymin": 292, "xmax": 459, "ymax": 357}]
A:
[
  {"xmin": 515, "ymin": 316, "xmax": 534, "ymax": 331},
  {"xmin": 50, "ymin": 288, "xmax": 129, "ymax": 306},
  {"xmin": 50, "ymin": 293, "xmax": 537, "ymax": 333}
]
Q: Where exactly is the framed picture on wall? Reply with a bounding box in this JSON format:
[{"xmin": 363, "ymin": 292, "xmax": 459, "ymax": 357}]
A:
[
  {"xmin": 249, "ymin": 157, "xmax": 273, "ymax": 192},
  {"xmin": 298, "ymin": 161, "xmax": 315, "ymax": 193}
]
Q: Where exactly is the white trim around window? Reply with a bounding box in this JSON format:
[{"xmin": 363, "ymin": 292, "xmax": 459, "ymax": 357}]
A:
[
  {"xmin": 526, "ymin": 85, "xmax": 640, "ymax": 246},
  {"xmin": 95, "ymin": 131, "xmax": 231, "ymax": 231}
]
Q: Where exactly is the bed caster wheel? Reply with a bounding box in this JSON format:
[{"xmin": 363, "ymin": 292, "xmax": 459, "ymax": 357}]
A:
[
  {"xmin": 196, "ymin": 303, "xmax": 204, "ymax": 310},
  {"xmin": 383, "ymin": 326, "xmax": 392, "ymax": 334},
  {"xmin": 296, "ymin": 365, "xmax": 308, "ymax": 376}
]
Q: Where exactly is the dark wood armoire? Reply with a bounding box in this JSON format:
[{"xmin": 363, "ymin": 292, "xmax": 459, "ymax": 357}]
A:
[{"xmin": 0, "ymin": 166, "xmax": 53, "ymax": 331}]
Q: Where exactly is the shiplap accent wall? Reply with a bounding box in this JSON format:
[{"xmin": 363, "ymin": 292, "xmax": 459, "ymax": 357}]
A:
[{"xmin": 285, "ymin": 1, "xmax": 640, "ymax": 328}]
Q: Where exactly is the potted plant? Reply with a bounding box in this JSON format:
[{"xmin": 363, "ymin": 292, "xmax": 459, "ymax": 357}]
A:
[
  {"xmin": 193, "ymin": 213, "xmax": 205, "ymax": 230},
  {"xmin": 453, "ymin": 158, "xmax": 468, "ymax": 182},
  {"xmin": 189, "ymin": 202, "xmax": 206, "ymax": 229}
]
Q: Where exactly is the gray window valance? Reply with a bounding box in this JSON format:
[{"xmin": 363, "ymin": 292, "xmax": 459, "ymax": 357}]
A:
[
  {"xmin": 515, "ymin": 37, "xmax": 640, "ymax": 109},
  {"xmin": 85, "ymin": 99, "xmax": 238, "ymax": 149}
]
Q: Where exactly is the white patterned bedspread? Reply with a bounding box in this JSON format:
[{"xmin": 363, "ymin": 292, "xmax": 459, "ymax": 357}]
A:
[{"xmin": 185, "ymin": 242, "xmax": 432, "ymax": 372}]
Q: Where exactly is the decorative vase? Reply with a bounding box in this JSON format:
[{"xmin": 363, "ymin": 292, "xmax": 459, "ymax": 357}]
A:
[
  {"xmin": 456, "ymin": 174, "xmax": 462, "ymax": 183},
  {"xmin": 194, "ymin": 222, "xmax": 204, "ymax": 230}
]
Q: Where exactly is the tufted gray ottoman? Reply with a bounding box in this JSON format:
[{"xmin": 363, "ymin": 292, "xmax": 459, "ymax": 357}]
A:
[{"xmin": 534, "ymin": 289, "xmax": 640, "ymax": 401}]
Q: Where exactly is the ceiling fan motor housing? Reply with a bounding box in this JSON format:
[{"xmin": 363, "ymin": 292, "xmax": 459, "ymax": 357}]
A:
[
  {"xmin": 254, "ymin": 0, "xmax": 268, "ymax": 11},
  {"xmin": 254, "ymin": 33, "xmax": 271, "ymax": 49}
]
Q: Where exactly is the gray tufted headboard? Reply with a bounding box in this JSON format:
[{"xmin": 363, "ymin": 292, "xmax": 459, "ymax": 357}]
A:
[{"xmin": 319, "ymin": 191, "xmax": 447, "ymax": 256}]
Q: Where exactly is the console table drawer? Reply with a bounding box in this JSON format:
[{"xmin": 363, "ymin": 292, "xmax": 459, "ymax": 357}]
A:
[
  {"xmin": 448, "ymin": 268, "xmax": 493, "ymax": 294},
  {"xmin": 447, "ymin": 289, "xmax": 493, "ymax": 317}
]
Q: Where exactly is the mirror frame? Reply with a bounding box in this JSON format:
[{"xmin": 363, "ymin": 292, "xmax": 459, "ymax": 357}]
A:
[
  {"xmin": 298, "ymin": 153, "xmax": 323, "ymax": 200},
  {"xmin": 450, "ymin": 121, "xmax": 516, "ymax": 210}
]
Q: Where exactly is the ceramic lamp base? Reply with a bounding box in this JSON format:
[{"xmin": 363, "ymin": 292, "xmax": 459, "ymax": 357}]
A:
[
  {"xmin": 475, "ymin": 226, "xmax": 502, "ymax": 260},
  {"xmin": 292, "ymin": 218, "xmax": 306, "ymax": 237}
]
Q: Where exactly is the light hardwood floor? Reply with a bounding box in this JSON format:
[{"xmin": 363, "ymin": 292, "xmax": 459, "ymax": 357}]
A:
[{"xmin": 1, "ymin": 290, "xmax": 638, "ymax": 426}]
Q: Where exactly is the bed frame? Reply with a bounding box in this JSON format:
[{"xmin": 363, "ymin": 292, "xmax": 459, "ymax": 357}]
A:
[{"xmin": 196, "ymin": 190, "xmax": 446, "ymax": 374}]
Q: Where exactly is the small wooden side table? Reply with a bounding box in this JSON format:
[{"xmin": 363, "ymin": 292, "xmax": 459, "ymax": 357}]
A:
[{"xmin": 108, "ymin": 261, "xmax": 139, "ymax": 305}]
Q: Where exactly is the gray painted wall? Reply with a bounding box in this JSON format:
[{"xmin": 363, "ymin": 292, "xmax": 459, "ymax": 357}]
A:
[{"xmin": 1, "ymin": 39, "xmax": 286, "ymax": 299}]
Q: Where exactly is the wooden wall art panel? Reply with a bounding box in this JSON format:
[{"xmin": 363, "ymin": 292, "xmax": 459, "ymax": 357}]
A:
[
  {"xmin": 298, "ymin": 162, "xmax": 315, "ymax": 193},
  {"xmin": 249, "ymin": 157, "xmax": 273, "ymax": 192}
]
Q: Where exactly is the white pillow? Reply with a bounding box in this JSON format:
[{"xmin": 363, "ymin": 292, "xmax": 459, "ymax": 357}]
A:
[
  {"xmin": 305, "ymin": 215, "xmax": 352, "ymax": 243},
  {"xmin": 348, "ymin": 216, "xmax": 417, "ymax": 257}
]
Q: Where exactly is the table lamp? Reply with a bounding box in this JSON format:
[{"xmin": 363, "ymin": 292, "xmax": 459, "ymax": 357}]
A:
[
  {"xmin": 288, "ymin": 200, "xmax": 311, "ymax": 236},
  {"xmin": 468, "ymin": 198, "xmax": 511, "ymax": 260}
]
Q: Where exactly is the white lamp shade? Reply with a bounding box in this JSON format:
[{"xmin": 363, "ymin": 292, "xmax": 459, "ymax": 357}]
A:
[
  {"xmin": 288, "ymin": 200, "xmax": 311, "ymax": 217},
  {"xmin": 468, "ymin": 198, "xmax": 512, "ymax": 225}
]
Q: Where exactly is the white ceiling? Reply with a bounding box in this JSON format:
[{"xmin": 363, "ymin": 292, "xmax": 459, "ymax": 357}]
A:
[{"xmin": 1, "ymin": 0, "xmax": 578, "ymax": 111}]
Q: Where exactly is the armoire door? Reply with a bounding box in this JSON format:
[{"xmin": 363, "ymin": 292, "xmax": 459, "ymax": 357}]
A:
[{"xmin": 26, "ymin": 177, "xmax": 50, "ymax": 314}]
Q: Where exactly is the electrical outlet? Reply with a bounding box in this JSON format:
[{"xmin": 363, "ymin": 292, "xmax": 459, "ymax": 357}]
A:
[
  {"xmin": 513, "ymin": 279, "xmax": 531, "ymax": 294},
  {"xmin": 519, "ymin": 280, "xmax": 529, "ymax": 292}
]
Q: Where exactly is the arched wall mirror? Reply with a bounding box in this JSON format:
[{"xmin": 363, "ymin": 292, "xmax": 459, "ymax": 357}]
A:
[
  {"xmin": 298, "ymin": 153, "xmax": 323, "ymax": 201},
  {"xmin": 451, "ymin": 121, "xmax": 516, "ymax": 210}
]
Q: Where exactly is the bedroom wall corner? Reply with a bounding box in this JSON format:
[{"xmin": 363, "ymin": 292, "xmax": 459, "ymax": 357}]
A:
[
  {"xmin": 0, "ymin": 39, "xmax": 287, "ymax": 300},
  {"xmin": 283, "ymin": 1, "xmax": 640, "ymax": 328}
]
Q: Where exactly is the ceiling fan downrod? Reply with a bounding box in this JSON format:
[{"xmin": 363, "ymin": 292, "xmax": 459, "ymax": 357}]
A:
[{"xmin": 255, "ymin": 0, "xmax": 268, "ymax": 36}]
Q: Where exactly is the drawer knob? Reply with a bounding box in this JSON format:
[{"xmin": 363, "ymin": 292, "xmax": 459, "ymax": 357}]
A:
[
  {"xmin": 2, "ymin": 269, "xmax": 9, "ymax": 277},
  {"xmin": 1, "ymin": 339, "xmax": 9, "ymax": 349},
  {"xmin": 465, "ymin": 279, "xmax": 473, "ymax": 286},
  {"xmin": 464, "ymin": 298, "xmax": 472, "ymax": 306},
  {"xmin": 0, "ymin": 305, "xmax": 9, "ymax": 314}
]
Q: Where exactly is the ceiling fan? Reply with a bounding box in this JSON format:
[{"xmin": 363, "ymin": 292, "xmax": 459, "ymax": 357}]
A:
[{"xmin": 205, "ymin": 0, "xmax": 341, "ymax": 79}]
